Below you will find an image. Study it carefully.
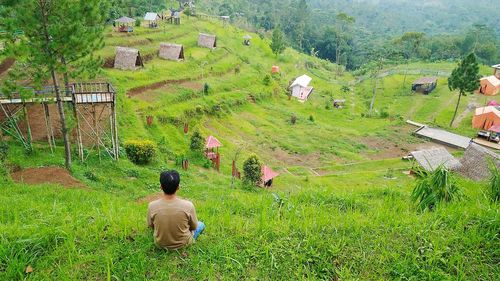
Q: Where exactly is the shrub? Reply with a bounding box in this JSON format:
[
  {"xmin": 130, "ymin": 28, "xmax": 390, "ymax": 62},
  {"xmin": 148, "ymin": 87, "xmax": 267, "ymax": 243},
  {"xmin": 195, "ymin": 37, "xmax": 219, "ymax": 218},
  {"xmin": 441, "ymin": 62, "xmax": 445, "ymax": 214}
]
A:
[
  {"xmin": 309, "ymin": 115, "xmax": 315, "ymax": 122},
  {"xmin": 124, "ymin": 140, "xmax": 156, "ymax": 165},
  {"xmin": 489, "ymin": 165, "xmax": 500, "ymax": 203},
  {"xmin": 125, "ymin": 169, "xmax": 140, "ymax": 178},
  {"xmin": 411, "ymin": 166, "xmax": 462, "ymax": 212},
  {"xmin": 0, "ymin": 142, "xmax": 8, "ymax": 162},
  {"xmin": 263, "ymin": 74, "xmax": 272, "ymax": 86},
  {"xmin": 243, "ymin": 155, "xmax": 262, "ymax": 186},
  {"xmin": 83, "ymin": 171, "xmax": 99, "ymax": 182},
  {"xmin": 135, "ymin": 19, "xmax": 141, "ymax": 27},
  {"xmin": 290, "ymin": 114, "xmax": 297, "ymax": 125},
  {"xmin": 203, "ymin": 83, "xmax": 210, "ymax": 94},
  {"xmin": 190, "ymin": 131, "xmax": 204, "ymax": 151}
]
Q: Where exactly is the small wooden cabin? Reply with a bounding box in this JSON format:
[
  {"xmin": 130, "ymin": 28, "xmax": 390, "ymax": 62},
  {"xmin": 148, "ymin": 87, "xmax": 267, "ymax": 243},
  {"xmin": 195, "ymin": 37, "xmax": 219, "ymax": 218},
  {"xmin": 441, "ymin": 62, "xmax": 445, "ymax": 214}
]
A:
[
  {"xmin": 144, "ymin": 12, "xmax": 160, "ymax": 28},
  {"xmin": 114, "ymin": 47, "xmax": 144, "ymax": 70},
  {"xmin": 290, "ymin": 75, "xmax": 313, "ymax": 102},
  {"xmin": 114, "ymin": 16, "xmax": 135, "ymax": 33},
  {"xmin": 159, "ymin": 43, "xmax": 184, "ymax": 61},
  {"xmin": 412, "ymin": 77, "xmax": 437, "ymax": 94},
  {"xmin": 198, "ymin": 33, "xmax": 217, "ymax": 49}
]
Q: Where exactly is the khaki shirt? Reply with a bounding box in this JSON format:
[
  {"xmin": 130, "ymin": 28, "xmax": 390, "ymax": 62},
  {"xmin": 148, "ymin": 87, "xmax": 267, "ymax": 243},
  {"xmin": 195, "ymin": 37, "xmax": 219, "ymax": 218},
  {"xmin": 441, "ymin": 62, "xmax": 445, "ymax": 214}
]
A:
[{"xmin": 147, "ymin": 197, "xmax": 198, "ymax": 250}]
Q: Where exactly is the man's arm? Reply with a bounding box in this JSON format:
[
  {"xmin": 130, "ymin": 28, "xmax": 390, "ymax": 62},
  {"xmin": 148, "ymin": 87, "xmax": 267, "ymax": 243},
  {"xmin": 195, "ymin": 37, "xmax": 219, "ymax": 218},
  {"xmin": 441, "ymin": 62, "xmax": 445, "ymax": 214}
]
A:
[
  {"xmin": 188, "ymin": 203, "xmax": 198, "ymax": 231},
  {"xmin": 147, "ymin": 206, "xmax": 154, "ymax": 229}
]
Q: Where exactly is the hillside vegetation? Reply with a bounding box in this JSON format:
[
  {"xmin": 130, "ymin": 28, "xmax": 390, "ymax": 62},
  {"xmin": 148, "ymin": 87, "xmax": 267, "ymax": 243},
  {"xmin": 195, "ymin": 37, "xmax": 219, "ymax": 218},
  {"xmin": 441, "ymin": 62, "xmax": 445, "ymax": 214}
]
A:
[{"xmin": 1, "ymin": 15, "xmax": 499, "ymax": 280}]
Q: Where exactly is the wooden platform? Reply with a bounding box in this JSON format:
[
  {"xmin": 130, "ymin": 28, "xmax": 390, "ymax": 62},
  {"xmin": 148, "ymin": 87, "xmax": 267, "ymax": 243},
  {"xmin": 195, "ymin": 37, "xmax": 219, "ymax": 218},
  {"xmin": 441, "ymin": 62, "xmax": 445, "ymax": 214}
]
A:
[{"xmin": 473, "ymin": 138, "xmax": 500, "ymax": 151}]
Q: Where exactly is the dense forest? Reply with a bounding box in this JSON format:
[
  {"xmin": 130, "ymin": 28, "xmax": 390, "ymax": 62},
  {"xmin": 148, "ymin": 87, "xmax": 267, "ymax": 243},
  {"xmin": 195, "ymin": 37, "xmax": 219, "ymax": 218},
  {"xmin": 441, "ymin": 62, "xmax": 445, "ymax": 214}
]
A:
[{"xmin": 103, "ymin": 0, "xmax": 500, "ymax": 70}]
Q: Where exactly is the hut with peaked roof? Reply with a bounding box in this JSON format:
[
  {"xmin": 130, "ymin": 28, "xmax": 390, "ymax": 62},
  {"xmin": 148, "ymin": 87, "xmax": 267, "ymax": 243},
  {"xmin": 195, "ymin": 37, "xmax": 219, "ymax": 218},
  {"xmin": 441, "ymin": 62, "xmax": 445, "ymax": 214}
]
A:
[
  {"xmin": 144, "ymin": 12, "xmax": 160, "ymax": 28},
  {"xmin": 412, "ymin": 77, "xmax": 437, "ymax": 94},
  {"xmin": 159, "ymin": 43, "xmax": 184, "ymax": 61},
  {"xmin": 205, "ymin": 135, "xmax": 221, "ymax": 171},
  {"xmin": 472, "ymin": 106, "xmax": 500, "ymax": 130},
  {"xmin": 409, "ymin": 147, "xmax": 462, "ymax": 172},
  {"xmin": 458, "ymin": 143, "xmax": 500, "ymax": 181},
  {"xmin": 114, "ymin": 16, "xmax": 135, "ymax": 32},
  {"xmin": 290, "ymin": 75, "xmax": 314, "ymax": 102},
  {"xmin": 114, "ymin": 47, "xmax": 144, "ymax": 70},
  {"xmin": 261, "ymin": 165, "xmax": 279, "ymax": 187},
  {"xmin": 479, "ymin": 64, "xmax": 500, "ymax": 96},
  {"xmin": 198, "ymin": 33, "xmax": 217, "ymax": 49}
]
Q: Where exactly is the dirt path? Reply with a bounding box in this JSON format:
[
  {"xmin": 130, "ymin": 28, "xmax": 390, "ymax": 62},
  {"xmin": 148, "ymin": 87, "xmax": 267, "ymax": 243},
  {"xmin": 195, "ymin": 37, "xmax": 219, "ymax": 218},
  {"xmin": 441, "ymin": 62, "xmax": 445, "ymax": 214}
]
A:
[
  {"xmin": 0, "ymin": 57, "xmax": 15, "ymax": 76},
  {"xmin": 11, "ymin": 167, "xmax": 86, "ymax": 189},
  {"xmin": 453, "ymin": 95, "xmax": 479, "ymax": 128}
]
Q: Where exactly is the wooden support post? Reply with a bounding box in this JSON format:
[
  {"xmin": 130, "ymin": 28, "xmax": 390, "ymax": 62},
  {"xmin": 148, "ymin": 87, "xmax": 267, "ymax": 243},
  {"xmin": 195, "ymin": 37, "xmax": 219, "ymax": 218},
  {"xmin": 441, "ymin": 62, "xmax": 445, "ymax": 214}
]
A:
[
  {"xmin": 42, "ymin": 103, "xmax": 55, "ymax": 153},
  {"xmin": 110, "ymin": 96, "xmax": 119, "ymax": 160},
  {"xmin": 22, "ymin": 103, "xmax": 33, "ymax": 148},
  {"xmin": 93, "ymin": 103, "xmax": 101, "ymax": 161},
  {"xmin": 73, "ymin": 101, "xmax": 84, "ymax": 161}
]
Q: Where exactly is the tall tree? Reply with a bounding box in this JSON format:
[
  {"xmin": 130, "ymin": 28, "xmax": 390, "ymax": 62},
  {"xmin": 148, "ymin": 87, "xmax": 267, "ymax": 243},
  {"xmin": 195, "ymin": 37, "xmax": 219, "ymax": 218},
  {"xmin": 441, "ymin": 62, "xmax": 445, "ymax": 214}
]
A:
[
  {"xmin": 270, "ymin": 26, "xmax": 286, "ymax": 57},
  {"xmin": 448, "ymin": 53, "xmax": 481, "ymax": 127},
  {"xmin": 334, "ymin": 13, "xmax": 355, "ymax": 67},
  {"xmin": 1, "ymin": 0, "xmax": 108, "ymax": 170}
]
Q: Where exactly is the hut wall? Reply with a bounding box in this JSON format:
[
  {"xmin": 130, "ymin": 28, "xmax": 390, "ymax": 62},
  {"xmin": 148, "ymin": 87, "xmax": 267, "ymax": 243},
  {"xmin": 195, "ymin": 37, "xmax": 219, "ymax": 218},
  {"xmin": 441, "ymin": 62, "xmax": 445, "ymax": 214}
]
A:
[{"xmin": 480, "ymin": 79, "xmax": 500, "ymax": 96}]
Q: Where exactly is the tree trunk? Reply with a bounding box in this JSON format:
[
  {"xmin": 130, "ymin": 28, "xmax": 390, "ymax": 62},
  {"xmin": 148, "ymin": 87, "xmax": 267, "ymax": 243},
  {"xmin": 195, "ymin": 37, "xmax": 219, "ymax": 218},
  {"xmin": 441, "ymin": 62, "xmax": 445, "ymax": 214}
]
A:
[
  {"xmin": 39, "ymin": 0, "xmax": 72, "ymax": 170},
  {"xmin": 450, "ymin": 91, "xmax": 463, "ymax": 127}
]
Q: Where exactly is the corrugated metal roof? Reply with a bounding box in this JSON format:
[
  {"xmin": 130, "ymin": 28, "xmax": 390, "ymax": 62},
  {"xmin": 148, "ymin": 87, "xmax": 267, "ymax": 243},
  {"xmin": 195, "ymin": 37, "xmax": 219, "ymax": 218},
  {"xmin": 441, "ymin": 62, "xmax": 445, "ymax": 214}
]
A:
[
  {"xmin": 410, "ymin": 147, "xmax": 462, "ymax": 172},
  {"xmin": 144, "ymin": 12, "xmax": 158, "ymax": 21},
  {"xmin": 415, "ymin": 126, "xmax": 472, "ymax": 149},
  {"xmin": 413, "ymin": 77, "xmax": 437, "ymax": 85},
  {"xmin": 290, "ymin": 75, "xmax": 312, "ymax": 88}
]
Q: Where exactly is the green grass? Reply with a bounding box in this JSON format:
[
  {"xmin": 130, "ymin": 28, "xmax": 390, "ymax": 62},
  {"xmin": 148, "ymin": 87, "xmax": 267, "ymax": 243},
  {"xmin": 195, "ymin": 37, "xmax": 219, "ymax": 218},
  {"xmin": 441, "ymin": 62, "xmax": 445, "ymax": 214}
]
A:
[{"xmin": 1, "ymin": 15, "xmax": 499, "ymax": 280}]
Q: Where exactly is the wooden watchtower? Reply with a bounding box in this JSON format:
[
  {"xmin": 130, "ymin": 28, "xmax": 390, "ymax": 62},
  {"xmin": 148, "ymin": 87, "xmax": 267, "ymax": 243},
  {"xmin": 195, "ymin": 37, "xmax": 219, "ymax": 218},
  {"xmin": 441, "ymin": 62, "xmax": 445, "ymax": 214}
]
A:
[
  {"xmin": 205, "ymin": 135, "xmax": 221, "ymax": 171},
  {"xmin": 0, "ymin": 82, "xmax": 119, "ymax": 161}
]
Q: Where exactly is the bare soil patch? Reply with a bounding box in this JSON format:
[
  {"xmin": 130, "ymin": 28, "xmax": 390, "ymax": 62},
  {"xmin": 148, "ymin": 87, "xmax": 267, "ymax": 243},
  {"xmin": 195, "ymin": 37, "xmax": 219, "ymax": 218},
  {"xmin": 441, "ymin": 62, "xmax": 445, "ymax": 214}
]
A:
[
  {"xmin": 0, "ymin": 57, "xmax": 15, "ymax": 76},
  {"xmin": 136, "ymin": 193, "xmax": 163, "ymax": 204},
  {"xmin": 127, "ymin": 78, "xmax": 192, "ymax": 97},
  {"xmin": 11, "ymin": 167, "xmax": 86, "ymax": 189}
]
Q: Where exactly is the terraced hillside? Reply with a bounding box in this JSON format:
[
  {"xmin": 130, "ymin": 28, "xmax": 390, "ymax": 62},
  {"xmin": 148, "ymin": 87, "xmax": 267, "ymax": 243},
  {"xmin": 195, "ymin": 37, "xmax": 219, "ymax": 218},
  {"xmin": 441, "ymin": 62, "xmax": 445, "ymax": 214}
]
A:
[{"xmin": 1, "ymin": 16, "xmax": 499, "ymax": 280}]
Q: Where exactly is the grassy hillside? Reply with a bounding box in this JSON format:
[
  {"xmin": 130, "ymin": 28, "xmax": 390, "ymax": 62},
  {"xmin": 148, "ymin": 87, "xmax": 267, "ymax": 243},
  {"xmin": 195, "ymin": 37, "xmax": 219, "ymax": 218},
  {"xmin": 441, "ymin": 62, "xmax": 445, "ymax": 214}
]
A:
[{"xmin": 1, "ymin": 16, "xmax": 499, "ymax": 280}]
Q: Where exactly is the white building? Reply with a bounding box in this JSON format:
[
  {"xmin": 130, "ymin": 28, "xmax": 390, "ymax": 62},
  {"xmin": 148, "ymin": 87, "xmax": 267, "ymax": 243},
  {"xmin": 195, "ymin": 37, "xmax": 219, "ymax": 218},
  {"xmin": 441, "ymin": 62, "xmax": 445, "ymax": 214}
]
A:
[{"xmin": 290, "ymin": 74, "xmax": 313, "ymax": 102}]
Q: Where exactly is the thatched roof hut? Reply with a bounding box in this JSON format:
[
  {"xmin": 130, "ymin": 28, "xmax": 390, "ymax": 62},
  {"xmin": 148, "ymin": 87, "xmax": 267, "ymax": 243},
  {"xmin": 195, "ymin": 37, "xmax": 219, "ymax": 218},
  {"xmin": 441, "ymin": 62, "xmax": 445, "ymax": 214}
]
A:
[
  {"xmin": 458, "ymin": 143, "xmax": 500, "ymax": 181},
  {"xmin": 159, "ymin": 43, "xmax": 184, "ymax": 61},
  {"xmin": 410, "ymin": 147, "xmax": 462, "ymax": 172},
  {"xmin": 198, "ymin": 33, "xmax": 217, "ymax": 49},
  {"xmin": 114, "ymin": 47, "xmax": 144, "ymax": 70}
]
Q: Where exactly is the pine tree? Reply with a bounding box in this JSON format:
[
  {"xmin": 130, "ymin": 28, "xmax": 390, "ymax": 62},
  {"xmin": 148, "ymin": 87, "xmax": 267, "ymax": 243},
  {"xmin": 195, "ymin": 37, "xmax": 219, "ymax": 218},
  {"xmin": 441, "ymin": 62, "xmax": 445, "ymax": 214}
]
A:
[
  {"xmin": 270, "ymin": 27, "xmax": 286, "ymax": 57},
  {"xmin": 1, "ymin": 0, "xmax": 108, "ymax": 170},
  {"xmin": 243, "ymin": 155, "xmax": 262, "ymax": 186},
  {"xmin": 448, "ymin": 53, "xmax": 481, "ymax": 127}
]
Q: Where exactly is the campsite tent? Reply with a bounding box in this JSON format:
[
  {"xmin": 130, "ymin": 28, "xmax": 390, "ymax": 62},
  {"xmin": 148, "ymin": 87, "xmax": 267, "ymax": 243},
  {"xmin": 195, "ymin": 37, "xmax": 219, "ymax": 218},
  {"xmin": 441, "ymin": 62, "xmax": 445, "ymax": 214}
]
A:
[
  {"xmin": 290, "ymin": 75, "xmax": 314, "ymax": 101},
  {"xmin": 472, "ymin": 106, "xmax": 500, "ymax": 130},
  {"xmin": 458, "ymin": 143, "xmax": 500, "ymax": 181},
  {"xmin": 487, "ymin": 100, "xmax": 500, "ymax": 106},
  {"xmin": 409, "ymin": 147, "xmax": 462, "ymax": 172},
  {"xmin": 114, "ymin": 16, "xmax": 135, "ymax": 32},
  {"xmin": 261, "ymin": 165, "xmax": 279, "ymax": 187},
  {"xmin": 159, "ymin": 43, "xmax": 184, "ymax": 61},
  {"xmin": 114, "ymin": 47, "xmax": 143, "ymax": 70},
  {"xmin": 412, "ymin": 77, "xmax": 437, "ymax": 94},
  {"xmin": 479, "ymin": 76, "xmax": 500, "ymax": 96},
  {"xmin": 144, "ymin": 12, "xmax": 160, "ymax": 28},
  {"xmin": 198, "ymin": 33, "xmax": 217, "ymax": 49}
]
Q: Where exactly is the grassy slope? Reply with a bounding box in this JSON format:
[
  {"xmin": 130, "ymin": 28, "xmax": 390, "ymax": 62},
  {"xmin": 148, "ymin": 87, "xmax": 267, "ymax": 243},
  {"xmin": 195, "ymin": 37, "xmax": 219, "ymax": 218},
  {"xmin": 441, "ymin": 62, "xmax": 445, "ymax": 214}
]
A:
[{"xmin": 1, "ymin": 16, "xmax": 499, "ymax": 280}]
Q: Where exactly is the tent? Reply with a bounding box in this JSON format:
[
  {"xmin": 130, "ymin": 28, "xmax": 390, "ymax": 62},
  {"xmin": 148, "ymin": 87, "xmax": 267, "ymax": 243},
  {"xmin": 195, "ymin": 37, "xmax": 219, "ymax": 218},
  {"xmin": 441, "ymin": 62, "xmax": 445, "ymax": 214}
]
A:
[
  {"xmin": 412, "ymin": 77, "xmax": 437, "ymax": 94},
  {"xmin": 487, "ymin": 100, "xmax": 499, "ymax": 106},
  {"xmin": 261, "ymin": 165, "xmax": 279, "ymax": 187},
  {"xmin": 114, "ymin": 16, "xmax": 135, "ymax": 32},
  {"xmin": 114, "ymin": 47, "xmax": 143, "ymax": 70},
  {"xmin": 479, "ymin": 76, "xmax": 500, "ymax": 96},
  {"xmin": 198, "ymin": 33, "xmax": 217, "ymax": 49},
  {"xmin": 290, "ymin": 75, "xmax": 314, "ymax": 101},
  {"xmin": 458, "ymin": 143, "xmax": 500, "ymax": 181},
  {"xmin": 472, "ymin": 106, "xmax": 500, "ymax": 130},
  {"xmin": 409, "ymin": 147, "xmax": 462, "ymax": 172},
  {"xmin": 144, "ymin": 12, "xmax": 160, "ymax": 28},
  {"xmin": 159, "ymin": 43, "xmax": 184, "ymax": 61}
]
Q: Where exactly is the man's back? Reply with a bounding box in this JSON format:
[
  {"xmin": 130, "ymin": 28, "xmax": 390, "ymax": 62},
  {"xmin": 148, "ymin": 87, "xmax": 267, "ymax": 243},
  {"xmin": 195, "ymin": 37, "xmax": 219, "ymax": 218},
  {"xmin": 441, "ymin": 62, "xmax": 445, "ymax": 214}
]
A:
[{"xmin": 148, "ymin": 197, "xmax": 198, "ymax": 250}]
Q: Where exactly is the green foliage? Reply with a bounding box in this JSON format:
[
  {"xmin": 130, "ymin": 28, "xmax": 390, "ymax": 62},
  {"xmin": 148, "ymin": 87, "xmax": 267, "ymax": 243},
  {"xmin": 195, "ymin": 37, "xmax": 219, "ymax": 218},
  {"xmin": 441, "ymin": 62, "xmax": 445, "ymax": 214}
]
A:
[
  {"xmin": 124, "ymin": 140, "xmax": 156, "ymax": 165},
  {"xmin": 0, "ymin": 141, "xmax": 8, "ymax": 163},
  {"xmin": 243, "ymin": 155, "xmax": 262, "ymax": 186},
  {"xmin": 262, "ymin": 74, "xmax": 271, "ymax": 86},
  {"xmin": 270, "ymin": 27, "xmax": 286, "ymax": 56},
  {"xmin": 83, "ymin": 171, "xmax": 99, "ymax": 182},
  {"xmin": 135, "ymin": 18, "xmax": 141, "ymax": 27},
  {"xmin": 411, "ymin": 166, "xmax": 462, "ymax": 212},
  {"xmin": 190, "ymin": 131, "xmax": 204, "ymax": 151},
  {"xmin": 203, "ymin": 82, "xmax": 210, "ymax": 94},
  {"xmin": 290, "ymin": 114, "xmax": 297, "ymax": 125},
  {"xmin": 489, "ymin": 165, "xmax": 500, "ymax": 203},
  {"xmin": 448, "ymin": 53, "xmax": 481, "ymax": 126},
  {"xmin": 309, "ymin": 115, "xmax": 314, "ymax": 122}
]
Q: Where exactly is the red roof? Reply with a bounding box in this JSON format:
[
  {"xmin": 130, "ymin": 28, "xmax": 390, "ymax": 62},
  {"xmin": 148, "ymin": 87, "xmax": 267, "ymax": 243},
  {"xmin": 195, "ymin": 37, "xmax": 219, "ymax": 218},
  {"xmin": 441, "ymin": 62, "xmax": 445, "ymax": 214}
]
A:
[
  {"xmin": 261, "ymin": 165, "xmax": 279, "ymax": 182},
  {"xmin": 489, "ymin": 125, "xmax": 500, "ymax": 133},
  {"xmin": 205, "ymin": 135, "xmax": 221, "ymax": 149}
]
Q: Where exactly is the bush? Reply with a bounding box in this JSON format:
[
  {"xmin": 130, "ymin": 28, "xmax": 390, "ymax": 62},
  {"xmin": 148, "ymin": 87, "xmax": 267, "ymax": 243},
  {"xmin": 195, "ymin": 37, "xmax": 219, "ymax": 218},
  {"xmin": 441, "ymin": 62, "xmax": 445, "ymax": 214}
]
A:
[
  {"xmin": 83, "ymin": 171, "xmax": 99, "ymax": 182},
  {"xmin": 263, "ymin": 74, "xmax": 272, "ymax": 86},
  {"xmin": 190, "ymin": 131, "xmax": 204, "ymax": 151},
  {"xmin": 124, "ymin": 140, "xmax": 156, "ymax": 165},
  {"xmin": 411, "ymin": 166, "xmax": 462, "ymax": 212},
  {"xmin": 290, "ymin": 114, "xmax": 297, "ymax": 125},
  {"xmin": 203, "ymin": 83, "xmax": 210, "ymax": 94},
  {"xmin": 243, "ymin": 155, "xmax": 262, "ymax": 186},
  {"xmin": 0, "ymin": 142, "xmax": 8, "ymax": 162},
  {"xmin": 135, "ymin": 19, "xmax": 141, "ymax": 27},
  {"xmin": 309, "ymin": 115, "xmax": 315, "ymax": 122}
]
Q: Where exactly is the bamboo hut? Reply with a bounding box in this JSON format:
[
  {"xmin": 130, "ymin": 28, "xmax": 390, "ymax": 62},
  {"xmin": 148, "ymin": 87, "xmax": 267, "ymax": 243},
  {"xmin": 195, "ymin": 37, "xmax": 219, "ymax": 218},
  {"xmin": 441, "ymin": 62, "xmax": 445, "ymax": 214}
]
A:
[
  {"xmin": 144, "ymin": 12, "xmax": 160, "ymax": 28},
  {"xmin": 114, "ymin": 47, "xmax": 144, "ymax": 70},
  {"xmin": 198, "ymin": 33, "xmax": 217, "ymax": 49},
  {"xmin": 458, "ymin": 143, "xmax": 500, "ymax": 181},
  {"xmin": 159, "ymin": 43, "xmax": 184, "ymax": 61},
  {"xmin": 412, "ymin": 77, "xmax": 437, "ymax": 94},
  {"xmin": 114, "ymin": 16, "xmax": 135, "ymax": 33},
  {"xmin": 290, "ymin": 75, "xmax": 314, "ymax": 102}
]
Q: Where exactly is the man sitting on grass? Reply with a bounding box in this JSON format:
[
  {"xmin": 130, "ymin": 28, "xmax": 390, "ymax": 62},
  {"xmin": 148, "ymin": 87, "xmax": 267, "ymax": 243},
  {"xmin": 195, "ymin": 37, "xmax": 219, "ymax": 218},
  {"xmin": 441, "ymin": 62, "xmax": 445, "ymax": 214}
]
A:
[{"xmin": 147, "ymin": 170, "xmax": 205, "ymax": 250}]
